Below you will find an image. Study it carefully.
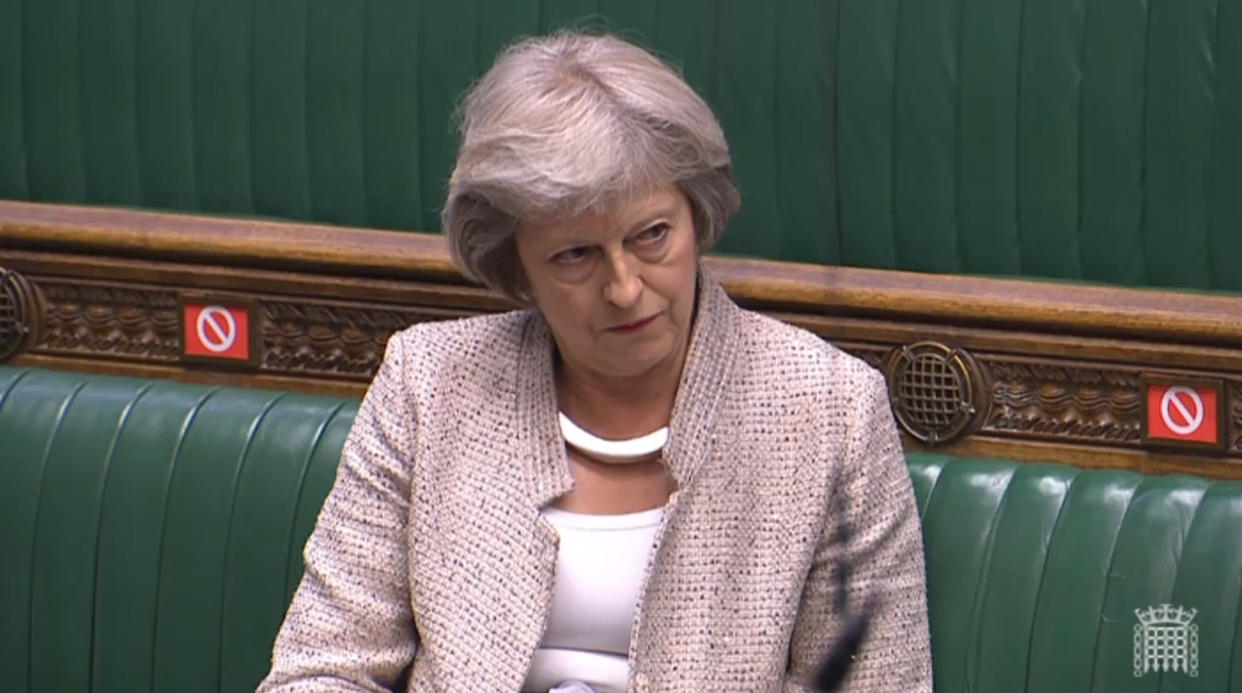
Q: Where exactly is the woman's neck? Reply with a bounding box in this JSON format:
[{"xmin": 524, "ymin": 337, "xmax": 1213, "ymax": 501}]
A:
[{"xmin": 555, "ymin": 351, "xmax": 684, "ymax": 441}]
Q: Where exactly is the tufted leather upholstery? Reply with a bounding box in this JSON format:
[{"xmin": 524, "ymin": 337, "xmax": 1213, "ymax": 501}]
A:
[
  {"xmin": 2, "ymin": 365, "xmax": 1240, "ymax": 692},
  {"xmin": 910, "ymin": 453, "xmax": 1242, "ymax": 692},
  {"xmin": 3, "ymin": 1, "xmax": 1240, "ymax": 290},
  {"xmin": 0, "ymin": 0, "xmax": 836, "ymax": 266},
  {"xmin": 0, "ymin": 366, "xmax": 356, "ymax": 693}
]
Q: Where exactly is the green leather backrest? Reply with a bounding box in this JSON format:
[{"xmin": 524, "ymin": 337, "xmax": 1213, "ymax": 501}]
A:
[
  {"xmin": 0, "ymin": 366, "xmax": 356, "ymax": 693},
  {"xmin": 838, "ymin": 0, "xmax": 1242, "ymax": 291},
  {"xmin": 0, "ymin": 0, "xmax": 836, "ymax": 267},
  {"xmin": 909, "ymin": 452, "xmax": 1242, "ymax": 692},
  {"xmin": 4, "ymin": 1, "xmax": 1240, "ymax": 291},
  {"xmin": 3, "ymin": 365, "xmax": 1242, "ymax": 692}
]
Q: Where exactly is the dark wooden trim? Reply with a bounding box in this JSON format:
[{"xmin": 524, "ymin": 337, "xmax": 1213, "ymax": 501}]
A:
[
  {"xmin": 10, "ymin": 352, "xmax": 368, "ymax": 398},
  {"xmin": 5, "ymin": 199, "xmax": 1242, "ymax": 478},
  {"xmin": 0, "ymin": 200, "xmax": 464, "ymax": 282},
  {"xmin": 4, "ymin": 200, "xmax": 1241, "ymax": 347}
]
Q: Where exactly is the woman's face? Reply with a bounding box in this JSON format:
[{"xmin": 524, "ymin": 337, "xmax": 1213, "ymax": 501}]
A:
[{"xmin": 515, "ymin": 185, "xmax": 699, "ymax": 383}]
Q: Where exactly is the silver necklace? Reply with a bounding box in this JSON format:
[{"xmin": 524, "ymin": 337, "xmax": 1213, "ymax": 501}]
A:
[{"xmin": 558, "ymin": 412, "xmax": 668, "ymax": 463}]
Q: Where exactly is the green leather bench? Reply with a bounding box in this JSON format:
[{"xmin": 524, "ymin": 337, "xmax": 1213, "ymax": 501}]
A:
[{"xmin": 4, "ymin": 365, "xmax": 1241, "ymax": 692}]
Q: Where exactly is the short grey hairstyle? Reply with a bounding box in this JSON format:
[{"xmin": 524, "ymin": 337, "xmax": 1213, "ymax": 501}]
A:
[{"xmin": 442, "ymin": 31, "xmax": 741, "ymax": 302}]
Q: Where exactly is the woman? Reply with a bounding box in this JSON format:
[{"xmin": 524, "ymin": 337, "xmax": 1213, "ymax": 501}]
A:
[{"xmin": 259, "ymin": 32, "xmax": 931, "ymax": 692}]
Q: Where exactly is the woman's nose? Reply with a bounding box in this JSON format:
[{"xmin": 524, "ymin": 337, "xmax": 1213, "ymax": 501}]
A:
[{"xmin": 602, "ymin": 251, "xmax": 643, "ymax": 308}]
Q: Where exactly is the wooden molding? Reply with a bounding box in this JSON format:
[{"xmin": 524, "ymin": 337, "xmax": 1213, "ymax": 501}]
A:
[
  {"xmin": 5, "ymin": 200, "xmax": 1242, "ymax": 346},
  {"xmin": 3, "ymin": 199, "xmax": 1241, "ymax": 478}
]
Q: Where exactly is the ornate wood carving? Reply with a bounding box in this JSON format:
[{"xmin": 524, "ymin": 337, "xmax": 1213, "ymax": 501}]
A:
[
  {"xmin": 259, "ymin": 301, "xmax": 475, "ymax": 379},
  {"xmin": 29, "ymin": 279, "xmax": 485, "ymax": 380},
  {"xmin": 979, "ymin": 360, "xmax": 1143, "ymax": 445},
  {"xmin": 37, "ymin": 280, "xmax": 181, "ymax": 361},
  {"xmin": 6, "ymin": 200, "xmax": 1242, "ymax": 477}
]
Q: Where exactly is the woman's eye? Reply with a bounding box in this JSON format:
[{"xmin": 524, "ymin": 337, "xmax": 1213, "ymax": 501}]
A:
[
  {"xmin": 552, "ymin": 247, "xmax": 590, "ymax": 264},
  {"xmin": 636, "ymin": 223, "xmax": 669, "ymax": 244}
]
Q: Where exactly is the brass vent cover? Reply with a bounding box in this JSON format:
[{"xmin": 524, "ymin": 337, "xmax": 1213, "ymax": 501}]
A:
[
  {"xmin": 0, "ymin": 269, "xmax": 40, "ymax": 362},
  {"xmin": 886, "ymin": 342, "xmax": 981, "ymax": 445}
]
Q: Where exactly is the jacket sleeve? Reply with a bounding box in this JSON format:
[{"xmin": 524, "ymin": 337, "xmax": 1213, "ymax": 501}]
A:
[
  {"xmin": 258, "ymin": 335, "xmax": 419, "ymax": 693},
  {"xmin": 784, "ymin": 367, "xmax": 933, "ymax": 692}
]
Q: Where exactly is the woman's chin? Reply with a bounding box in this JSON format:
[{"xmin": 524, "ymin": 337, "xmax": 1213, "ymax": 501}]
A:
[{"xmin": 597, "ymin": 342, "xmax": 681, "ymax": 379}]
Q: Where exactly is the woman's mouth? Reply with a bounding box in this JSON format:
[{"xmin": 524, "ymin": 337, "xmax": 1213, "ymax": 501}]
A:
[{"xmin": 607, "ymin": 314, "xmax": 660, "ymax": 333}]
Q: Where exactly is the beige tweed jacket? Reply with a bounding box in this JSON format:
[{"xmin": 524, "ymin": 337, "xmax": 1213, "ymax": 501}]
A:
[{"xmin": 258, "ymin": 267, "xmax": 932, "ymax": 693}]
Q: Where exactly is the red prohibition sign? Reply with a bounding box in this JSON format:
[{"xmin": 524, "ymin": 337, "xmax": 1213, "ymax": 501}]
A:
[
  {"xmin": 183, "ymin": 302, "xmax": 250, "ymax": 361},
  {"xmin": 1159, "ymin": 386, "xmax": 1204, "ymax": 436},
  {"xmin": 196, "ymin": 305, "xmax": 238, "ymax": 353}
]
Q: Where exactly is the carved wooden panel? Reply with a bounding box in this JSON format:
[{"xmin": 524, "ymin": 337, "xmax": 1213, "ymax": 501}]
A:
[
  {"xmin": 5, "ymin": 199, "xmax": 1242, "ymax": 477},
  {"xmin": 26, "ymin": 277, "xmax": 486, "ymax": 382},
  {"xmin": 38, "ymin": 280, "xmax": 181, "ymax": 361},
  {"xmin": 260, "ymin": 301, "xmax": 476, "ymax": 379},
  {"xmin": 13, "ymin": 270, "xmax": 1240, "ymax": 472},
  {"xmin": 979, "ymin": 360, "xmax": 1144, "ymax": 446}
]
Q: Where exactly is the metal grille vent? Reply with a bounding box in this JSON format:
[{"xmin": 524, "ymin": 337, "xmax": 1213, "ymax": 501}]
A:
[
  {"xmin": 886, "ymin": 342, "xmax": 980, "ymax": 445},
  {"xmin": 0, "ymin": 269, "xmax": 38, "ymax": 362}
]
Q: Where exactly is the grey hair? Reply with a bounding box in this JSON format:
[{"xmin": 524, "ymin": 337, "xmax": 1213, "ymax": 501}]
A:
[{"xmin": 442, "ymin": 31, "xmax": 740, "ymax": 302}]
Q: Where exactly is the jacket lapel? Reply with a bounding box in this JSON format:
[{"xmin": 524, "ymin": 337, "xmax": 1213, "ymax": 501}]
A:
[
  {"xmin": 516, "ymin": 313, "xmax": 575, "ymax": 508},
  {"xmin": 440, "ymin": 314, "xmax": 572, "ymax": 691},
  {"xmin": 662, "ymin": 265, "xmax": 740, "ymax": 490}
]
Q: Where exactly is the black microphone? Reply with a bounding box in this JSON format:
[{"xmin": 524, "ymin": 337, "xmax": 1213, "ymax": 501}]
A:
[
  {"xmin": 811, "ymin": 473, "xmax": 878, "ymax": 693},
  {"xmin": 812, "ymin": 594, "xmax": 877, "ymax": 692}
]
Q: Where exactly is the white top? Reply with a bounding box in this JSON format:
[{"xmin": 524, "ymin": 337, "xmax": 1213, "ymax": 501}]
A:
[{"xmin": 521, "ymin": 506, "xmax": 664, "ymax": 693}]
